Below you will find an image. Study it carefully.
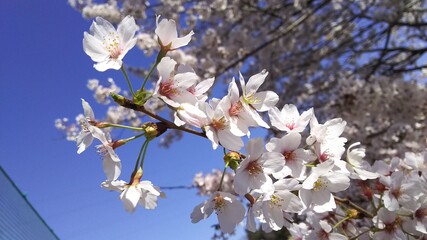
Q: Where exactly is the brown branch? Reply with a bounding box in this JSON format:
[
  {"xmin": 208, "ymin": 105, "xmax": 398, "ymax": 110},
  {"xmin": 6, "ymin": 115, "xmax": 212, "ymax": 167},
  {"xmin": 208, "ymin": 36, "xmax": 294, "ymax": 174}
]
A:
[
  {"xmin": 110, "ymin": 93, "xmax": 207, "ymax": 139},
  {"xmin": 334, "ymin": 196, "xmax": 374, "ymax": 218}
]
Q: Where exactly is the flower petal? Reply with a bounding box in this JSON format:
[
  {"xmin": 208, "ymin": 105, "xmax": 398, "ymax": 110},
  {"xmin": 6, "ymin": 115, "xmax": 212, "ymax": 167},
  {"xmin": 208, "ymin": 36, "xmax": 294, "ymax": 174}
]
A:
[{"xmin": 117, "ymin": 16, "xmax": 138, "ymax": 44}]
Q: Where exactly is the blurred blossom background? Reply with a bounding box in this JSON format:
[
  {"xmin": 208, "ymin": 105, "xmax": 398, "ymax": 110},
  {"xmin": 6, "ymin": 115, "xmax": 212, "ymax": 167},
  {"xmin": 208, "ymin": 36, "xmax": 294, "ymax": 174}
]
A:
[{"xmin": 1, "ymin": 0, "xmax": 427, "ymax": 239}]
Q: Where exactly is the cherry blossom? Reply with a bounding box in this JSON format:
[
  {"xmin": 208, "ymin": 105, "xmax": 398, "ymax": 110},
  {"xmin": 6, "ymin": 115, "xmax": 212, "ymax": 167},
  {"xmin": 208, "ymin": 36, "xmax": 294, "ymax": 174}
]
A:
[
  {"xmin": 76, "ymin": 99, "xmax": 108, "ymax": 154},
  {"xmin": 234, "ymin": 138, "xmax": 283, "ymax": 195},
  {"xmin": 239, "ymin": 70, "xmax": 279, "ymax": 128},
  {"xmin": 155, "ymin": 15, "xmax": 194, "ymax": 51},
  {"xmin": 153, "ymin": 57, "xmax": 199, "ymax": 108},
  {"xmin": 266, "ymin": 132, "xmax": 316, "ymax": 180},
  {"xmin": 372, "ymin": 208, "xmax": 406, "ymax": 240},
  {"xmin": 299, "ymin": 160, "xmax": 350, "ymax": 213},
  {"xmin": 201, "ymin": 101, "xmax": 244, "ymax": 151},
  {"xmin": 119, "ymin": 168, "xmax": 165, "ymax": 213},
  {"xmin": 268, "ymin": 104, "xmax": 313, "ymax": 133},
  {"xmin": 83, "ymin": 16, "xmax": 138, "ymax": 71},
  {"xmin": 191, "ymin": 191, "xmax": 245, "ymax": 234},
  {"xmin": 345, "ymin": 142, "xmax": 379, "ymax": 180}
]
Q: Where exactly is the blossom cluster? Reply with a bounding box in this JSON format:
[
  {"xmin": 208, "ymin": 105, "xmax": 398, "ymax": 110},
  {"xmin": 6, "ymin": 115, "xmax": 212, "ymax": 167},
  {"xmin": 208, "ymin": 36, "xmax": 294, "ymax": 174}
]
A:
[{"xmin": 59, "ymin": 12, "xmax": 427, "ymax": 239}]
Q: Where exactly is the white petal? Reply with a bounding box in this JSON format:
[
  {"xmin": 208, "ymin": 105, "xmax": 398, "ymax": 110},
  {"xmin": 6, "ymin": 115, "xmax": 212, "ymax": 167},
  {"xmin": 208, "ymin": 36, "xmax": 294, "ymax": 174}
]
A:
[
  {"xmin": 217, "ymin": 130, "xmax": 243, "ymax": 151},
  {"xmin": 120, "ymin": 187, "xmax": 140, "ymax": 213},
  {"xmin": 157, "ymin": 57, "xmax": 176, "ymax": 81},
  {"xmin": 226, "ymin": 78, "xmax": 239, "ymax": 103},
  {"xmin": 312, "ymin": 191, "xmax": 335, "ymax": 213},
  {"xmin": 139, "ymin": 191, "xmax": 158, "ymax": 209},
  {"xmin": 83, "ymin": 32, "xmax": 109, "ymax": 62},
  {"xmin": 177, "ymin": 103, "xmax": 208, "ymax": 128},
  {"xmin": 76, "ymin": 132, "xmax": 93, "ymax": 154},
  {"xmin": 94, "ymin": 59, "xmax": 122, "ymax": 72},
  {"xmin": 251, "ymin": 91, "xmax": 279, "ymax": 112},
  {"xmin": 101, "ymin": 180, "xmax": 126, "ymax": 192},
  {"xmin": 91, "ymin": 17, "xmax": 116, "ymax": 40},
  {"xmin": 326, "ymin": 172, "xmax": 350, "ymax": 192},
  {"xmin": 174, "ymin": 72, "xmax": 199, "ymax": 88},
  {"xmin": 268, "ymin": 107, "xmax": 286, "ymax": 131},
  {"xmin": 155, "ymin": 18, "xmax": 178, "ymax": 46},
  {"xmin": 246, "ymin": 207, "xmax": 257, "ymax": 232},
  {"xmin": 171, "ymin": 31, "xmax": 194, "ymax": 49},
  {"xmin": 190, "ymin": 201, "xmax": 207, "ymax": 223},
  {"xmin": 205, "ymin": 126, "xmax": 219, "ymax": 150},
  {"xmin": 102, "ymin": 155, "xmax": 121, "ymax": 181},
  {"xmin": 195, "ymin": 77, "xmax": 215, "ymax": 95},
  {"xmin": 238, "ymin": 72, "xmax": 247, "ymax": 95},
  {"xmin": 81, "ymin": 98, "xmax": 95, "ymax": 120},
  {"xmin": 120, "ymin": 37, "xmax": 138, "ymax": 59},
  {"xmin": 117, "ymin": 16, "xmax": 138, "ymax": 44},
  {"xmin": 217, "ymin": 193, "xmax": 245, "ymax": 233},
  {"xmin": 245, "ymin": 70, "xmax": 268, "ymax": 96},
  {"xmin": 234, "ymin": 171, "xmax": 250, "ymax": 195},
  {"xmin": 246, "ymin": 138, "xmax": 265, "ymax": 160}
]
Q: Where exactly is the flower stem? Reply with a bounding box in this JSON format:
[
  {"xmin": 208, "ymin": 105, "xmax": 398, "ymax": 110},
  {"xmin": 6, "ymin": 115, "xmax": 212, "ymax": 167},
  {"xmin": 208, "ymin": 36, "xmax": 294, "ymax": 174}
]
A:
[
  {"xmin": 133, "ymin": 140, "xmax": 148, "ymax": 173},
  {"xmin": 121, "ymin": 65, "xmax": 136, "ymax": 97},
  {"xmin": 333, "ymin": 216, "xmax": 351, "ymax": 229},
  {"xmin": 104, "ymin": 123, "xmax": 144, "ymax": 131},
  {"xmin": 217, "ymin": 162, "xmax": 229, "ymax": 191},
  {"xmin": 140, "ymin": 49, "xmax": 167, "ymax": 91},
  {"xmin": 139, "ymin": 139, "xmax": 151, "ymax": 170},
  {"xmin": 123, "ymin": 133, "xmax": 146, "ymax": 144}
]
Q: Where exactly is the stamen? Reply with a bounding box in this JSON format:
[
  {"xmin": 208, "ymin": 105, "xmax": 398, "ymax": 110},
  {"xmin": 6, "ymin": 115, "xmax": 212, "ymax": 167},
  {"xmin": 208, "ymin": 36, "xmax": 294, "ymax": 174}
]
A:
[
  {"xmin": 313, "ymin": 177, "xmax": 327, "ymax": 191},
  {"xmin": 246, "ymin": 160, "xmax": 263, "ymax": 176},
  {"xmin": 211, "ymin": 117, "xmax": 228, "ymax": 130},
  {"xmin": 229, "ymin": 101, "xmax": 243, "ymax": 116}
]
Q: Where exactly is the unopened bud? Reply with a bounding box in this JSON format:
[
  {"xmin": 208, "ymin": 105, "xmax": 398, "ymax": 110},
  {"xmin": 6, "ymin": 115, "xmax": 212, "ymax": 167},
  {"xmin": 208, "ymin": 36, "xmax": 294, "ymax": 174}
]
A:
[
  {"xmin": 224, "ymin": 151, "xmax": 242, "ymax": 171},
  {"xmin": 347, "ymin": 209, "xmax": 359, "ymax": 219},
  {"xmin": 142, "ymin": 122, "xmax": 168, "ymax": 139},
  {"xmin": 110, "ymin": 92, "xmax": 125, "ymax": 105}
]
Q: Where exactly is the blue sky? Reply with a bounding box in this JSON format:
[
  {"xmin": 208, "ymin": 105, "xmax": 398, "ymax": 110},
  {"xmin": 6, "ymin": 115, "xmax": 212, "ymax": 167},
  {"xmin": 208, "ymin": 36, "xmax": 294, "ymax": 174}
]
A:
[{"xmin": 0, "ymin": 1, "xmax": 253, "ymax": 239}]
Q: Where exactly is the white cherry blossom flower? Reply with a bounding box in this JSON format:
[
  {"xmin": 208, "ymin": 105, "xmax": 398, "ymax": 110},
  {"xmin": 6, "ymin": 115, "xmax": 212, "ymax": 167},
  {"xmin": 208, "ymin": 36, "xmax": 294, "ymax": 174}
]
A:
[
  {"xmin": 201, "ymin": 101, "xmax": 244, "ymax": 151},
  {"xmin": 153, "ymin": 57, "xmax": 199, "ymax": 108},
  {"xmin": 234, "ymin": 138, "xmax": 283, "ymax": 195},
  {"xmin": 119, "ymin": 168, "xmax": 165, "ymax": 213},
  {"xmin": 346, "ymin": 142, "xmax": 379, "ymax": 180},
  {"xmin": 76, "ymin": 99, "xmax": 108, "ymax": 154},
  {"xmin": 175, "ymin": 102, "xmax": 209, "ymax": 128},
  {"xmin": 187, "ymin": 77, "xmax": 215, "ymax": 102},
  {"xmin": 83, "ymin": 16, "xmax": 138, "ymax": 71},
  {"xmin": 288, "ymin": 223, "xmax": 311, "ymax": 240},
  {"xmin": 191, "ymin": 191, "xmax": 245, "ymax": 234},
  {"xmin": 251, "ymin": 179, "xmax": 303, "ymax": 231},
  {"xmin": 266, "ymin": 132, "xmax": 316, "ymax": 180},
  {"xmin": 380, "ymin": 171, "xmax": 421, "ymax": 211},
  {"xmin": 239, "ymin": 70, "xmax": 279, "ymax": 128},
  {"xmin": 155, "ymin": 15, "xmax": 194, "ymax": 51},
  {"xmin": 372, "ymin": 208, "xmax": 406, "ymax": 240},
  {"xmin": 95, "ymin": 134, "xmax": 122, "ymax": 181},
  {"xmin": 218, "ymin": 78, "xmax": 262, "ymax": 137},
  {"xmin": 299, "ymin": 160, "xmax": 350, "ymax": 213},
  {"xmin": 403, "ymin": 151, "xmax": 427, "ymax": 180},
  {"xmin": 306, "ymin": 220, "xmax": 347, "ymax": 240},
  {"xmin": 307, "ymin": 114, "xmax": 347, "ymax": 146},
  {"xmin": 268, "ymin": 104, "xmax": 313, "ymax": 133}
]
